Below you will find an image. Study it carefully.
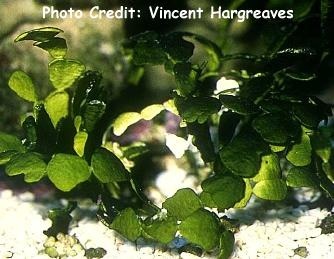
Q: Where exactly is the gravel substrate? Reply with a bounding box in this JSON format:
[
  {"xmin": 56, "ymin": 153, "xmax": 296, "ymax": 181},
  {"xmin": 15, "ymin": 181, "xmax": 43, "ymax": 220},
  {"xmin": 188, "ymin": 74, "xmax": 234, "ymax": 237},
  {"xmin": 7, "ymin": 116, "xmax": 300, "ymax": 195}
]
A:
[{"xmin": 0, "ymin": 189, "xmax": 333, "ymax": 259}]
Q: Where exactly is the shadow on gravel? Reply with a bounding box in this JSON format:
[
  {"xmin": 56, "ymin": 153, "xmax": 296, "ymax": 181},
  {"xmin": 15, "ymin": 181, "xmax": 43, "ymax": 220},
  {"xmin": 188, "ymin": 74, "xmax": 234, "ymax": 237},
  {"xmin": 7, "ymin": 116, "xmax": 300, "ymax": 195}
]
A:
[
  {"xmin": 226, "ymin": 190, "xmax": 333, "ymax": 226},
  {"xmin": 0, "ymin": 170, "xmax": 55, "ymax": 200}
]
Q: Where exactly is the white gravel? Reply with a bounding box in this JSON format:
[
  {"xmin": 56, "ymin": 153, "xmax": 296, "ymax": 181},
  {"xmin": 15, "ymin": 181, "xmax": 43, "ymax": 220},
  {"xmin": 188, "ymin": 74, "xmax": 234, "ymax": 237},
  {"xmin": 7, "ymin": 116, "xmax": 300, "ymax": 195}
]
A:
[
  {"xmin": 226, "ymin": 198, "xmax": 333, "ymax": 259},
  {"xmin": 0, "ymin": 189, "xmax": 333, "ymax": 259}
]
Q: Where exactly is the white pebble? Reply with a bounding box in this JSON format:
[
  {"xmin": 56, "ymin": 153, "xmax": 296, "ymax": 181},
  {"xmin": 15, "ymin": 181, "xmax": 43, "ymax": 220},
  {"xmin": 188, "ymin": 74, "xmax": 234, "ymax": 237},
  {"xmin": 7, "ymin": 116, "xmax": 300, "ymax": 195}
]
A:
[
  {"xmin": 18, "ymin": 192, "xmax": 35, "ymax": 202},
  {"xmin": 2, "ymin": 251, "xmax": 14, "ymax": 258},
  {"xmin": 0, "ymin": 189, "xmax": 13, "ymax": 199},
  {"xmin": 180, "ymin": 252, "xmax": 202, "ymax": 259}
]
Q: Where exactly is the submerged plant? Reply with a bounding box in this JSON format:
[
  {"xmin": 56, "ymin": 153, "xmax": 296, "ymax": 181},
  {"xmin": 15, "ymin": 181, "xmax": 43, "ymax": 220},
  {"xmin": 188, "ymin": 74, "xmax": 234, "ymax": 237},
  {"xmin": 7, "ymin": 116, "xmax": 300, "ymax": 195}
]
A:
[{"xmin": 0, "ymin": 19, "xmax": 333, "ymax": 259}]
